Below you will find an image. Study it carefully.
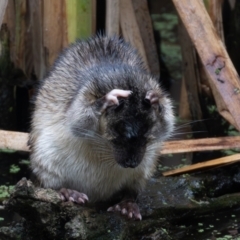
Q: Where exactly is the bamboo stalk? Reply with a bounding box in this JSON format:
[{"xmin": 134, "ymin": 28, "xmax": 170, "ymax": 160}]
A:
[
  {"xmin": 65, "ymin": 0, "xmax": 77, "ymax": 43},
  {"xmin": 172, "ymin": 0, "xmax": 240, "ymax": 131},
  {"xmin": 65, "ymin": 0, "xmax": 94, "ymax": 43}
]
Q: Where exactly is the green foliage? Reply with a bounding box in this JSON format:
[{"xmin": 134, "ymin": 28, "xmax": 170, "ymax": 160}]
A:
[
  {"xmin": 0, "ymin": 149, "xmax": 16, "ymax": 153},
  {"xmin": 158, "ymin": 164, "xmax": 172, "ymax": 171},
  {"xmin": 0, "ymin": 185, "xmax": 14, "ymax": 200},
  {"xmin": 151, "ymin": 13, "xmax": 182, "ymax": 80},
  {"xmin": 222, "ymin": 149, "xmax": 240, "ymax": 156},
  {"xmin": 207, "ymin": 104, "xmax": 217, "ymax": 114},
  {"xmin": 19, "ymin": 159, "xmax": 30, "ymax": 165},
  {"xmin": 9, "ymin": 164, "xmax": 20, "ymax": 174},
  {"xmin": 226, "ymin": 124, "xmax": 240, "ymax": 136}
]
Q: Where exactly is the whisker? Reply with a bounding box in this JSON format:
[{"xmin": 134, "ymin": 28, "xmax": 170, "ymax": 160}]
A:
[
  {"xmin": 77, "ymin": 135, "xmax": 108, "ymax": 143},
  {"xmin": 175, "ymin": 118, "xmax": 213, "ymax": 129},
  {"xmin": 146, "ymin": 146, "xmax": 160, "ymax": 154},
  {"xmin": 80, "ymin": 134, "xmax": 104, "ymax": 141},
  {"xmin": 100, "ymin": 158, "xmax": 117, "ymax": 167},
  {"xmin": 92, "ymin": 142, "xmax": 112, "ymax": 149},
  {"xmin": 173, "ymin": 130, "xmax": 207, "ymax": 136},
  {"xmin": 73, "ymin": 128, "xmax": 106, "ymax": 140}
]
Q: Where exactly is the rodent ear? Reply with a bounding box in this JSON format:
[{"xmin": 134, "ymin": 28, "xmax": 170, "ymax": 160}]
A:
[{"xmin": 144, "ymin": 90, "xmax": 160, "ymax": 109}]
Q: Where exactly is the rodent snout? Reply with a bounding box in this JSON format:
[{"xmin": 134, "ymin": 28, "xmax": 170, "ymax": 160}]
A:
[{"xmin": 123, "ymin": 160, "xmax": 139, "ymax": 168}]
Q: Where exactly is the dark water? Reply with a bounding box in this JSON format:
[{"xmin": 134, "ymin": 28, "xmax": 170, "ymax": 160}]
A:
[{"xmin": 172, "ymin": 209, "xmax": 240, "ymax": 239}]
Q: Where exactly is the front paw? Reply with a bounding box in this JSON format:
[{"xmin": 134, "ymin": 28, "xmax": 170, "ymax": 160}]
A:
[
  {"xmin": 107, "ymin": 200, "xmax": 142, "ymax": 220},
  {"xmin": 59, "ymin": 188, "xmax": 89, "ymax": 204},
  {"xmin": 102, "ymin": 89, "xmax": 132, "ymax": 111}
]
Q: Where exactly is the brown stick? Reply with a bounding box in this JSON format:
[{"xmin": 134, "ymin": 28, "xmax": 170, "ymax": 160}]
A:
[
  {"xmin": 172, "ymin": 0, "xmax": 240, "ymax": 131},
  {"xmin": 1, "ymin": 130, "xmax": 240, "ymax": 154},
  {"xmin": 163, "ymin": 154, "xmax": 240, "ymax": 176},
  {"xmin": 0, "ymin": 130, "xmax": 29, "ymax": 152},
  {"xmin": 206, "ymin": 0, "xmax": 224, "ymax": 42},
  {"xmin": 106, "ymin": 0, "xmax": 119, "ymax": 36},
  {"xmin": 132, "ymin": 0, "xmax": 160, "ymax": 77},
  {"xmin": 43, "ymin": 0, "xmax": 65, "ymax": 67},
  {"xmin": 161, "ymin": 136, "xmax": 240, "ymax": 154},
  {"xmin": 29, "ymin": 0, "xmax": 46, "ymax": 80},
  {"xmin": 119, "ymin": 0, "xmax": 149, "ymax": 71}
]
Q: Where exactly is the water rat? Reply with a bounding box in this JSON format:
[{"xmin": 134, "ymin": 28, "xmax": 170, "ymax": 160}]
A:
[{"xmin": 29, "ymin": 35, "xmax": 174, "ymax": 220}]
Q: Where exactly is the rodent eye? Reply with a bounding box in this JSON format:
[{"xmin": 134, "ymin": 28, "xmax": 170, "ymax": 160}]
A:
[{"xmin": 142, "ymin": 98, "xmax": 151, "ymax": 109}]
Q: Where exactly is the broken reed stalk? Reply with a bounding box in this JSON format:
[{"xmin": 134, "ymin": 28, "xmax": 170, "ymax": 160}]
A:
[
  {"xmin": 0, "ymin": 130, "xmax": 240, "ymax": 155},
  {"xmin": 172, "ymin": 0, "xmax": 240, "ymax": 131},
  {"xmin": 106, "ymin": 0, "xmax": 119, "ymax": 36},
  {"xmin": 162, "ymin": 153, "xmax": 240, "ymax": 176},
  {"xmin": 0, "ymin": 130, "xmax": 29, "ymax": 152},
  {"xmin": 119, "ymin": 0, "xmax": 149, "ymax": 71}
]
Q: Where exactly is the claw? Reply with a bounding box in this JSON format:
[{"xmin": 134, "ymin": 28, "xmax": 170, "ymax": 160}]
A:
[
  {"xmin": 102, "ymin": 89, "xmax": 132, "ymax": 111},
  {"xmin": 108, "ymin": 200, "xmax": 142, "ymax": 221},
  {"xmin": 121, "ymin": 208, "xmax": 127, "ymax": 215},
  {"xmin": 128, "ymin": 212, "xmax": 133, "ymax": 219},
  {"xmin": 145, "ymin": 90, "xmax": 160, "ymax": 107},
  {"xmin": 59, "ymin": 188, "xmax": 89, "ymax": 205}
]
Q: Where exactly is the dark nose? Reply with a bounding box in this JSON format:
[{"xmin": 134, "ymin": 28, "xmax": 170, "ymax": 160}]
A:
[{"xmin": 124, "ymin": 159, "xmax": 138, "ymax": 168}]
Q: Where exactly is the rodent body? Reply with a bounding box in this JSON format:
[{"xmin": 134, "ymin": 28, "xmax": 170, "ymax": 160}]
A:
[{"xmin": 29, "ymin": 36, "xmax": 174, "ymax": 218}]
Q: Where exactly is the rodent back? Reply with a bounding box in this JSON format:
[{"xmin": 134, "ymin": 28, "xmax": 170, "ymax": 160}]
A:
[
  {"xmin": 49, "ymin": 35, "xmax": 146, "ymax": 86},
  {"xmin": 34, "ymin": 36, "xmax": 147, "ymax": 111}
]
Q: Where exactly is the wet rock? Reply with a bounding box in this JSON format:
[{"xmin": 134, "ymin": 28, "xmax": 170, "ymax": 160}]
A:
[{"xmin": 1, "ymin": 175, "xmax": 240, "ymax": 239}]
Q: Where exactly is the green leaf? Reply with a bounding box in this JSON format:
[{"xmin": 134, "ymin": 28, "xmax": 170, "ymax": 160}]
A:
[{"xmin": 9, "ymin": 164, "xmax": 21, "ymax": 174}]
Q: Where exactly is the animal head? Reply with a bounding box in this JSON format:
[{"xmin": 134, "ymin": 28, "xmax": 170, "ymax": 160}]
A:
[
  {"xmin": 68, "ymin": 66, "xmax": 174, "ymax": 168},
  {"xmin": 100, "ymin": 88, "xmax": 174, "ymax": 168}
]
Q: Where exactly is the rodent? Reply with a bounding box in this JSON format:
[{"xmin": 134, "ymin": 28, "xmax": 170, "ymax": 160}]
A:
[{"xmin": 29, "ymin": 35, "xmax": 174, "ymax": 220}]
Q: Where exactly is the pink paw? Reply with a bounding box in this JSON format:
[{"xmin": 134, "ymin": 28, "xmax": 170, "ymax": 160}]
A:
[
  {"xmin": 107, "ymin": 200, "xmax": 142, "ymax": 220},
  {"xmin": 102, "ymin": 89, "xmax": 132, "ymax": 111},
  {"xmin": 59, "ymin": 188, "xmax": 89, "ymax": 204}
]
